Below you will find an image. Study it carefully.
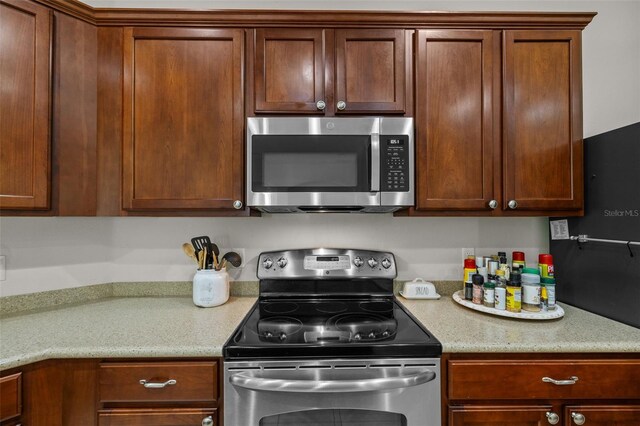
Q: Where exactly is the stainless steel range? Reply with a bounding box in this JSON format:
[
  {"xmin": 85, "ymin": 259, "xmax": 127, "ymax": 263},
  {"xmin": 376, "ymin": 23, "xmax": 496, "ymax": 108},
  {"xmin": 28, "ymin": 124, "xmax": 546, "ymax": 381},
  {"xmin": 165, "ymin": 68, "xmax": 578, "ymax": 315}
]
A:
[{"xmin": 223, "ymin": 249, "xmax": 442, "ymax": 426}]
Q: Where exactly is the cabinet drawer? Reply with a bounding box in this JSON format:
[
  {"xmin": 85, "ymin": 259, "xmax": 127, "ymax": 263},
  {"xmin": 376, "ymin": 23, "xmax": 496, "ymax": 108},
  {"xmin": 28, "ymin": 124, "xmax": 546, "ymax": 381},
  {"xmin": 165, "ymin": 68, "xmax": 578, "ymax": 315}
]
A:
[
  {"xmin": 98, "ymin": 408, "xmax": 216, "ymax": 426},
  {"xmin": 448, "ymin": 359, "xmax": 640, "ymax": 400},
  {"xmin": 99, "ymin": 361, "xmax": 217, "ymax": 403},
  {"xmin": 0, "ymin": 372, "xmax": 21, "ymax": 422}
]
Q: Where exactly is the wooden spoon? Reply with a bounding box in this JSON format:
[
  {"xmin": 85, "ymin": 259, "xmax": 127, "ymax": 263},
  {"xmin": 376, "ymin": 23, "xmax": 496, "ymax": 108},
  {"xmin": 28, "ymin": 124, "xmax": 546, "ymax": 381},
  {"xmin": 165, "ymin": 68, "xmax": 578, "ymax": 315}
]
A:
[{"xmin": 182, "ymin": 243, "xmax": 198, "ymax": 264}]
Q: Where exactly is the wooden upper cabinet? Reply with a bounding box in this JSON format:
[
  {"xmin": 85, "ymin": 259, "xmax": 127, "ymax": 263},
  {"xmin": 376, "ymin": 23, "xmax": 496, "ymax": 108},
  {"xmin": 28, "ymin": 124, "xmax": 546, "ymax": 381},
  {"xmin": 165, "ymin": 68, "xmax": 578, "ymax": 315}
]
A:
[
  {"xmin": 254, "ymin": 28, "xmax": 325, "ymax": 114},
  {"xmin": 415, "ymin": 30, "xmax": 497, "ymax": 211},
  {"xmin": 0, "ymin": 0, "xmax": 51, "ymax": 210},
  {"xmin": 253, "ymin": 28, "xmax": 407, "ymax": 115},
  {"xmin": 122, "ymin": 27, "xmax": 244, "ymax": 211},
  {"xmin": 335, "ymin": 29, "xmax": 406, "ymax": 114},
  {"xmin": 503, "ymin": 30, "xmax": 583, "ymax": 211}
]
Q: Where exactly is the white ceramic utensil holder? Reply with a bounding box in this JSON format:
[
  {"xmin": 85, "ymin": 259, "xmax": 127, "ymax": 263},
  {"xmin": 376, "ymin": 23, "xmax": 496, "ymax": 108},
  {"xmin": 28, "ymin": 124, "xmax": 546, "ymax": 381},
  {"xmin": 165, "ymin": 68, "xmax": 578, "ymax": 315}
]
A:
[{"xmin": 193, "ymin": 269, "xmax": 229, "ymax": 308}]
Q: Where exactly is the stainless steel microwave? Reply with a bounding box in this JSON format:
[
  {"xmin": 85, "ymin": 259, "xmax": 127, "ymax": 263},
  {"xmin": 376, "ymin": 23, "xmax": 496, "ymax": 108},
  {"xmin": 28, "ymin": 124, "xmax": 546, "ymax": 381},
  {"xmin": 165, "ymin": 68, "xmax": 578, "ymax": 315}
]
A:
[{"xmin": 246, "ymin": 117, "xmax": 414, "ymax": 213}]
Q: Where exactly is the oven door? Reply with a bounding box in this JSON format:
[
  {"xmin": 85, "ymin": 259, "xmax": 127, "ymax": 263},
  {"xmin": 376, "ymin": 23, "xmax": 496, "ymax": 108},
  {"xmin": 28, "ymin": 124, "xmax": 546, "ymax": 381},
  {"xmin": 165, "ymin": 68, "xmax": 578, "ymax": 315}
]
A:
[
  {"xmin": 224, "ymin": 358, "xmax": 441, "ymax": 426},
  {"xmin": 246, "ymin": 117, "xmax": 381, "ymax": 211}
]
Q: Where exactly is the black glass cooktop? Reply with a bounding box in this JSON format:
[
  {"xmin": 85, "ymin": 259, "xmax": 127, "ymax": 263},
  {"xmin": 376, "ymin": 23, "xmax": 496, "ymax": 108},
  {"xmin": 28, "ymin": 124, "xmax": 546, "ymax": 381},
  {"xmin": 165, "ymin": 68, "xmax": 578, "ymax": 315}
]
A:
[{"xmin": 223, "ymin": 297, "xmax": 442, "ymax": 359}]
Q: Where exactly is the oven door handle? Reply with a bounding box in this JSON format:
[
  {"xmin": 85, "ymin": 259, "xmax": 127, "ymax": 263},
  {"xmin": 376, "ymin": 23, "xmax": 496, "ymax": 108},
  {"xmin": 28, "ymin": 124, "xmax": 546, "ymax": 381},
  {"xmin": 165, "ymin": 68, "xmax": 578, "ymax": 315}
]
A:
[
  {"xmin": 370, "ymin": 132, "xmax": 380, "ymax": 192},
  {"xmin": 229, "ymin": 369, "xmax": 436, "ymax": 393}
]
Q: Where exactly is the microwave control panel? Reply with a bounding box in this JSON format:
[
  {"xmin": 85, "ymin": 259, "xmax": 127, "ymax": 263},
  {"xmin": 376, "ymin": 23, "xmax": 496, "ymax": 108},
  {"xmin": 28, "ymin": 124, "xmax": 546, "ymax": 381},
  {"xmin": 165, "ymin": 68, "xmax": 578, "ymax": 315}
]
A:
[{"xmin": 381, "ymin": 135, "xmax": 410, "ymax": 192}]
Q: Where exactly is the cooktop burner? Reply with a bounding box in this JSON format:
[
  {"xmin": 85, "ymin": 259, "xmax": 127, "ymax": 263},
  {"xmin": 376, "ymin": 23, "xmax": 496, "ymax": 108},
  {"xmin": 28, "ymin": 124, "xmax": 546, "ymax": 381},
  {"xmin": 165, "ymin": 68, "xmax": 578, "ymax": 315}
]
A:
[
  {"xmin": 223, "ymin": 249, "xmax": 442, "ymax": 360},
  {"xmin": 255, "ymin": 299, "xmax": 398, "ymax": 344}
]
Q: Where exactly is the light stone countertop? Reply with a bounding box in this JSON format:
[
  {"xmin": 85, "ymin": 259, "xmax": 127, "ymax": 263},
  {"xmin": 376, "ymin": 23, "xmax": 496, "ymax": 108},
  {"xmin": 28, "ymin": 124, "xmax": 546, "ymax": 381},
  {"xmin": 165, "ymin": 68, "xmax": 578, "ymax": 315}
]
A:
[
  {"xmin": 398, "ymin": 296, "xmax": 640, "ymax": 353},
  {"xmin": 0, "ymin": 296, "xmax": 257, "ymax": 371},
  {"xmin": 2, "ymin": 295, "xmax": 639, "ymax": 371}
]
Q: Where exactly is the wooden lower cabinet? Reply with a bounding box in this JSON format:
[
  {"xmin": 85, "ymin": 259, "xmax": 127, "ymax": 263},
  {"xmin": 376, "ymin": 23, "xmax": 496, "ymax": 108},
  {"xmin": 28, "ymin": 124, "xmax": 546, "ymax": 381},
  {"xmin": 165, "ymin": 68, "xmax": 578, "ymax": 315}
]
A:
[
  {"xmin": 563, "ymin": 405, "xmax": 640, "ymax": 426},
  {"xmin": 444, "ymin": 354, "xmax": 640, "ymax": 426},
  {"xmin": 449, "ymin": 405, "xmax": 553, "ymax": 426},
  {"xmin": 0, "ymin": 358, "xmax": 221, "ymax": 426},
  {"xmin": 98, "ymin": 408, "xmax": 216, "ymax": 426}
]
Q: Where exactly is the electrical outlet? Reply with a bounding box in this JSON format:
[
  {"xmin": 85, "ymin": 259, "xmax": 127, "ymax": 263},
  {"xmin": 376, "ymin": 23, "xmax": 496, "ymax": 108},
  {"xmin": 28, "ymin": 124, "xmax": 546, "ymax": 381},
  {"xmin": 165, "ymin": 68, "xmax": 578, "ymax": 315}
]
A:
[
  {"xmin": 461, "ymin": 248, "xmax": 475, "ymax": 263},
  {"xmin": 0, "ymin": 255, "xmax": 5, "ymax": 281}
]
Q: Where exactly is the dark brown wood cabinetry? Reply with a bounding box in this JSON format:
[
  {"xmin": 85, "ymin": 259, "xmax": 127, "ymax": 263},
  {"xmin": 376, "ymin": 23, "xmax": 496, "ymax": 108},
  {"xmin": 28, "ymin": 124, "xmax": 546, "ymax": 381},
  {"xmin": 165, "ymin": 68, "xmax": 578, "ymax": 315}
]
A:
[
  {"xmin": 445, "ymin": 355, "xmax": 640, "ymax": 426},
  {"xmin": 0, "ymin": 5, "xmax": 593, "ymax": 216},
  {"xmin": 0, "ymin": 373, "xmax": 21, "ymax": 423},
  {"xmin": 0, "ymin": 358, "xmax": 221, "ymax": 426},
  {"xmin": 252, "ymin": 28, "xmax": 408, "ymax": 115},
  {"xmin": 0, "ymin": 0, "xmax": 52, "ymax": 210},
  {"xmin": 98, "ymin": 360, "xmax": 219, "ymax": 426},
  {"xmin": 413, "ymin": 29, "xmax": 585, "ymax": 216},
  {"xmin": 415, "ymin": 30, "xmax": 498, "ymax": 212},
  {"xmin": 503, "ymin": 30, "xmax": 584, "ymax": 212},
  {"xmin": 122, "ymin": 27, "xmax": 245, "ymax": 211}
]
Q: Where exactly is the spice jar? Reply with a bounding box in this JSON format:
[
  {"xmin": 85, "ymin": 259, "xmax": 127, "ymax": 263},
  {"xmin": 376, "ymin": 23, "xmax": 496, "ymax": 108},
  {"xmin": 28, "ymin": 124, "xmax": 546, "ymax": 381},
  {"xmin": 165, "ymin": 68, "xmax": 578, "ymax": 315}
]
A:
[
  {"xmin": 538, "ymin": 254, "xmax": 555, "ymax": 279},
  {"xmin": 483, "ymin": 280, "xmax": 495, "ymax": 308},
  {"xmin": 541, "ymin": 277, "xmax": 557, "ymax": 310},
  {"xmin": 494, "ymin": 270, "xmax": 507, "ymax": 311},
  {"xmin": 463, "ymin": 258, "xmax": 476, "ymax": 291},
  {"xmin": 506, "ymin": 270, "xmax": 522, "ymax": 313},
  {"xmin": 512, "ymin": 251, "xmax": 526, "ymax": 271},
  {"xmin": 472, "ymin": 274, "xmax": 484, "ymax": 305},
  {"xmin": 522, "ymin": 268, "xmax": 541, "ymax": 312},
  {"xmin": 464, "ymin": 281, "xmax": 474, "ymax": 301}
]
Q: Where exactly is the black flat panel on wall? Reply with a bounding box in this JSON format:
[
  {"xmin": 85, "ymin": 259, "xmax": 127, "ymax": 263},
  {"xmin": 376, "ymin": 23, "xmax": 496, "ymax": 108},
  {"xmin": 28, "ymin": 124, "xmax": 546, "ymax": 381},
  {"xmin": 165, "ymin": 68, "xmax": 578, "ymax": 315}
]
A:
[{"xmin": 550, "ymin": 122, "xmax": 640, "ymax": 329}]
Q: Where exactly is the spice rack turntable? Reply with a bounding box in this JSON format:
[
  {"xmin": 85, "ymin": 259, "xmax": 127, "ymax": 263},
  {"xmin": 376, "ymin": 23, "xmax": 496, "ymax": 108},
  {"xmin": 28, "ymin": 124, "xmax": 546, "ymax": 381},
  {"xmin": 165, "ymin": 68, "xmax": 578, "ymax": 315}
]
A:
[{"xmin": 452, "ymin": 290, "xmax": 565, "ymax": 320}]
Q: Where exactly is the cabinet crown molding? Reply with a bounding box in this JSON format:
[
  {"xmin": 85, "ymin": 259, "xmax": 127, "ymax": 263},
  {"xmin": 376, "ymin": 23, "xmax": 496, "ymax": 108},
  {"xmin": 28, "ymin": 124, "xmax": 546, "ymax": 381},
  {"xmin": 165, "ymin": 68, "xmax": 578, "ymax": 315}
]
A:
[{"xmin": 35, "ymin": 0, "xmax": 596, "ymax": 28}]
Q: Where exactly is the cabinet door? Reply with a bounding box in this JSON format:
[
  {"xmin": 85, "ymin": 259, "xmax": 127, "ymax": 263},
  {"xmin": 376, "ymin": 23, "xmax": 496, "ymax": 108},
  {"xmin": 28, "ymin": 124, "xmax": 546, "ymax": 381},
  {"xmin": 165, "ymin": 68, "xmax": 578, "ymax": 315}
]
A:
[
  {"xmin": 98, "ymin": 408, "xmax": 216, "ymax": 426},
  {"xmin": 0, "ymin": 0, "xmax": 51, "ymax": 210},
  {"xmin": 564, "ymin": 405, "xmax": 640, "ymax": 426},
  {"xmin": 122, "ymin": 28, "xmax": 244, "ymax": 210},
  {"xmin": 503, "ymin": 30, "xmax": 583, "ymax": 211},
  {"xmin": 415, "ymin": 30, "xmax": 497, "ymax": 211},
  {"xmin": 449, "ymin": 405, "xmax": 554, "ymax": 426},
  {"xmin": 254, "ymin": 28, "xmax": 325, "ymax": 113},
  {"xmin": 335, "ymin": 29, "xmax": 406, "ymax": 114}
]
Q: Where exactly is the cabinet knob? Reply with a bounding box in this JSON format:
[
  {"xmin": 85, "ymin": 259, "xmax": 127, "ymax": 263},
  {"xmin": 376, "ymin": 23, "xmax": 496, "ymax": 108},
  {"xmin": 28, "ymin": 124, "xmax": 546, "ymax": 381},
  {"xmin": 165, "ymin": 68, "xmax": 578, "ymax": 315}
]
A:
[
  {"xmin": 545, "ymin": 412, "xmax": 560, "ymax": 425},
  {"xmin": 316, "ymin": 100, "xmax": 326, "ymax": 110},
  {"xmin": 233, "ymin": 200, "xmax": 243, "ymax": 210},
  {"xmin": 336, "ymin": 100, "xmax": 347, "ymax": 111},
  {"xmin": 202, "ymin": 416, "xmax": 214, "ymax": 426},
  {"xmin": 508, "ymin": 199, "xmax": 518, "ymax": 209},
  {"xmin": 488, "ymin": 199, "xmax": 498, "ymax": 209},
  {"xmin": 571, "ymin": 412, "xmax": 586, "ymax": 425}
]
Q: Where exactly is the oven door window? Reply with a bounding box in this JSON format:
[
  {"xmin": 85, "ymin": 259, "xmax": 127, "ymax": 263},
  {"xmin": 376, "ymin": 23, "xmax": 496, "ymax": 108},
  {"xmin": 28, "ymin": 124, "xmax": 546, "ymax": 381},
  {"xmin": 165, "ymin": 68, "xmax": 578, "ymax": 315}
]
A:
[
  {"xmin": 252, "ymin": 135, "xmax": 371, "ymax": 192},
  {"xmin": 259, "ymin": 409, "xmax": 406, "ymax": 425}
]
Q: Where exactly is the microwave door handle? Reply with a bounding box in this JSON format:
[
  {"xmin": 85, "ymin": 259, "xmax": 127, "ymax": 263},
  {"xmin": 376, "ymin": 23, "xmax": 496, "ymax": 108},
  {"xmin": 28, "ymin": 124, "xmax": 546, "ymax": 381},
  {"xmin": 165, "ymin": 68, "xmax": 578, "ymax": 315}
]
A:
[
  {"xmin": 229, "ymin": 370, "xmax": 435, "ymax": 393},
  {"xmin": 370, "ymin": 133, "xmax": 380, "ymax": 192}
]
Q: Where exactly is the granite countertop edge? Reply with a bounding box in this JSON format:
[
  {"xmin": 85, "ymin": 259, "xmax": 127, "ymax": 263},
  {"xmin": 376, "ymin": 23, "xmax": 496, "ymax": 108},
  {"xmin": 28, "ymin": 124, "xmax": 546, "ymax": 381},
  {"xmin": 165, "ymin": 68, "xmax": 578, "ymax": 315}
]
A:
[{"xmin": 2, "ymin": 288, "xmax": 640, "ymax": 371}]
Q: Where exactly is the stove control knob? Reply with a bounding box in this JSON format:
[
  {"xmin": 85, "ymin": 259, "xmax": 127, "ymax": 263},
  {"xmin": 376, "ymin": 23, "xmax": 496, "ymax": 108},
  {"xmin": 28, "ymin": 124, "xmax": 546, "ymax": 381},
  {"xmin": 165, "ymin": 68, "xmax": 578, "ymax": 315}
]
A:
[
  {"xmin": 264, "ymin": 331, "xmax": 273, "ymax": 339},
  {"xmin": 368, "ymin": 331, "xmax": 377, "ymax": 339},
  {"xmin": 382, "ymin": 330, "xmax": 390, "ymax": 338},
  {"xmin": 381, "ymin": 258, "xmax": 392, "ymax": 269},
  {"xmin": 354, "ymin": 333, "xmax": 362, "ymax": 341},
  {"xmin": 368, "ymin": 258, "xmax": 378, "ymax": 268},
  {"xmin": 278, "ymin": 332, "xmax": 287, "ymax": 342},
  {"xmin": 276, "ymin": 257, "xmax": 288, "ymax": 268},
  {"xmin": 262, "ymin": 257, "xmax": 273, "ymax": 269},
  {"xmin": 353, "ymin": 256, "xmax": 364, "ymax": 268}
]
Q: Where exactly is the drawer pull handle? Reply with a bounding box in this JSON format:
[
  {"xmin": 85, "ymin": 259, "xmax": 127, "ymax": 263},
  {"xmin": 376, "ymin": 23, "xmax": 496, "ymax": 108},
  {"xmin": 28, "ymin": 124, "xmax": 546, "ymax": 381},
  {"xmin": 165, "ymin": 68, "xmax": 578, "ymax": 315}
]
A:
[
  {"xmin": 139, "ymin": 379, "xmax": 177, "ymax": 388},
  {"xmin": 202, "ymin": 415, "xmax": 214, "ymax": 426},
  {"xmin": 542, "ymin": 376, "xmax": 578, "ymax": 385},
  {"xmin": 571, "ymin": 412, "xmax": 586, "ymax": 425}
]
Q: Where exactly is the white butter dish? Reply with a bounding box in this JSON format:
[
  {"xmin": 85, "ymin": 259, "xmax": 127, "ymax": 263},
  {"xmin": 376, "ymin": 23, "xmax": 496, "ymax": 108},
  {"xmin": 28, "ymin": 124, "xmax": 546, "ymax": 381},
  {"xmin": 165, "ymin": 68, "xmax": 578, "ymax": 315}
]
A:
[{"xmin": 399, "ymin": 278, "xmax": 441, "ymax": 300}]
